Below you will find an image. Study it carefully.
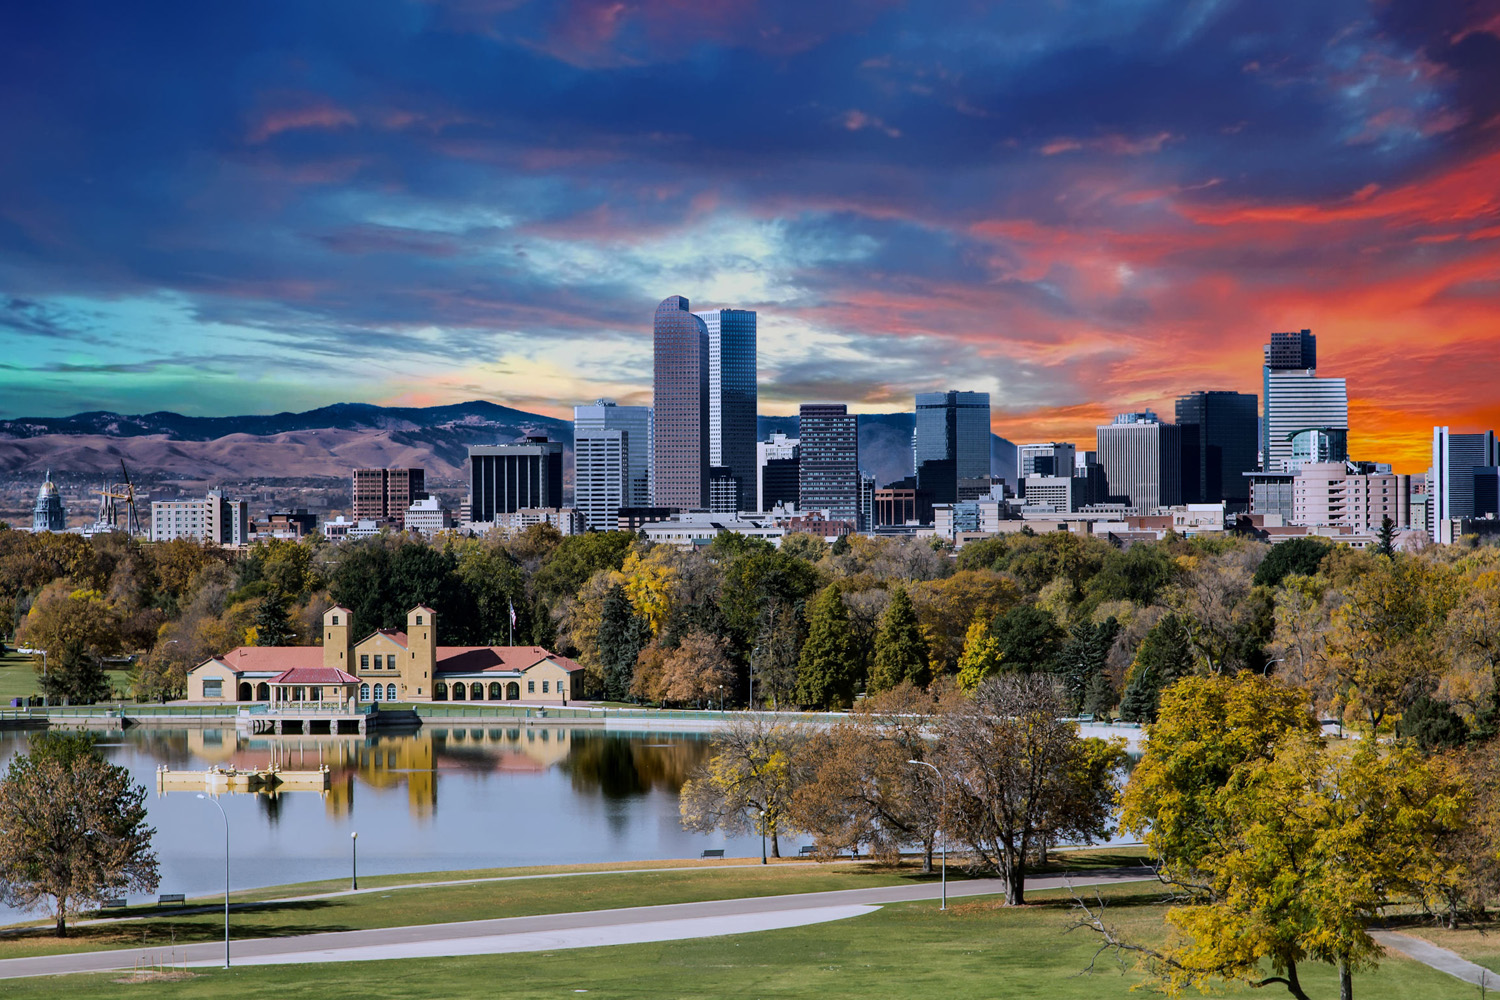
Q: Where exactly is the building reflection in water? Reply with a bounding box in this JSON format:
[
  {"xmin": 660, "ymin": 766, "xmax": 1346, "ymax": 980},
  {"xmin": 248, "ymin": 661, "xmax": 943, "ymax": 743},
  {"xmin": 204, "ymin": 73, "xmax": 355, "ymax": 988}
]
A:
[{"xmin": 160, "ymin": 727, "xmax": 712, "ymax": 821}]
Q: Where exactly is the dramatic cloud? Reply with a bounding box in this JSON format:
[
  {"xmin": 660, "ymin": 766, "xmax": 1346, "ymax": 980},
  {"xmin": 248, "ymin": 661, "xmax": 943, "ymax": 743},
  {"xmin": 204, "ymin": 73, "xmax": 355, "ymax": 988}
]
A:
[{"xmin": 1, "ymin": 0, "xmax": 1497, "ymax": 471}]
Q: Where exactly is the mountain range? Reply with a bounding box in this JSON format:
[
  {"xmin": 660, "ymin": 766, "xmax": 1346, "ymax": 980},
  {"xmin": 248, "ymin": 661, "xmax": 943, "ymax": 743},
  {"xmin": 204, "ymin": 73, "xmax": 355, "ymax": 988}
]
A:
[{"xmin": 0, "ymin": 401, "xmax": 1018, "ymax": 489}]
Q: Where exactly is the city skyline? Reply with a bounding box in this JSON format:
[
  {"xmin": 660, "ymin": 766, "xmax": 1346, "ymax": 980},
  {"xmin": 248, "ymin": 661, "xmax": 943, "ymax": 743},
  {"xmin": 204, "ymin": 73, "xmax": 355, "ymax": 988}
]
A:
[{"xmin": 2, "ymin": 3, "xmax": 1498, "ymax": 475}]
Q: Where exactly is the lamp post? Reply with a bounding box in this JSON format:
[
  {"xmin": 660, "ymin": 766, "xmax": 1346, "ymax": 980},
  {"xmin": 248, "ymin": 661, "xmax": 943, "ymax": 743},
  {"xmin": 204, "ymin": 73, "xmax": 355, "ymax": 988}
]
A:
[
  {"xmin": 195, "ymin": 794, "xmax": 231, "ymax": 968},
  {"xmin": 759, "ymin": 808, "xmax": 767, "ymax": 865},
  {"xmin": 906, "ymin": 760, "xmax": 946, "ymax": 911},
  {"xmin": 351, "ymin": 831, "xmax": 358, "ymax": 890}
]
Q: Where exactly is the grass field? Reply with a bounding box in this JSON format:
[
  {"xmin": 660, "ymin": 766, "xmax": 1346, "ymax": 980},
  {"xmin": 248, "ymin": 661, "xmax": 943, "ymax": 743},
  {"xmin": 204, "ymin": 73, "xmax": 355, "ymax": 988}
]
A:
[
  {"xmin": 0, "ymin": 650, "xmax": 131, "ymax": 703},
  {"xmin": 0, "ymin": 883, "xmax": 1479, "ymax": 1000},
  {"xmin": 0, "ymin": 850, "xmax": 1144, "ymax": 960}
]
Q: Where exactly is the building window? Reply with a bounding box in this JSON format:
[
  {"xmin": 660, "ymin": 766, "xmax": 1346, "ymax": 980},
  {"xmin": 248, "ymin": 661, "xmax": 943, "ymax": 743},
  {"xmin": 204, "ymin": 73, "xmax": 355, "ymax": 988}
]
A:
[
  {"xmin": 528, "ymin": 680, "xmax": 535, "ymax": 693},
  {"xmin": 542, "ymin": 680, "xmax": 549, "ymax": 694},
  {"xmin": 387, "ymin": 684, "xmax": 396, "ymax": 701},
  {"xmin": 360, "ymin": 654, "xmax": 369, "ymax": 669},
  {"xmin": 203, "ymin": 679, "xmax": 223, "ymax": 698},
  {"xmin": 372, "ymin": 683, "xmax": 383, "ymax": 701},
  {"xmin": 387, "ymin": 655, "xmax": 396, "ymax": 670},
  {"xmin": 416, "ymin": 615, "xmax": 423, "ymax": 625},
  {"xmin": 332, "ymin": 615, "xmax": 339, "ymax": 625},
  {"xmin": 360, "ymin": 683, "xmax": 370, "ymax": 701}
]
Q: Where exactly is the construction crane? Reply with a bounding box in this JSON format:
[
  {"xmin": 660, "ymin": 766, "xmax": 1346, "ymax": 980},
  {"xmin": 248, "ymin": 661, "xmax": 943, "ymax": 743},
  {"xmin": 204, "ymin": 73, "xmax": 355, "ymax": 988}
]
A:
[{"xmin": 92, "ymin": 460, "xmax": 143, "ymax": 536}]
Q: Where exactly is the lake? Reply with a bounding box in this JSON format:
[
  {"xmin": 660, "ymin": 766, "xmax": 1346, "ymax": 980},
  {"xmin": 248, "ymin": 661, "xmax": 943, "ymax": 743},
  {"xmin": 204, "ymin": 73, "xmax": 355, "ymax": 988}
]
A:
[{"xmin": 0, "ymin": 725, "xmax": 764, "ymax": 924}]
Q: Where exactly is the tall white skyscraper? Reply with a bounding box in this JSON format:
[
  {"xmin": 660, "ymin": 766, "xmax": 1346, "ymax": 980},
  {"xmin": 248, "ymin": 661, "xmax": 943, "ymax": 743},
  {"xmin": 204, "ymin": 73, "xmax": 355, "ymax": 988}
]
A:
[
  {"xmin": 574, "ymin": 400, "xmax": 652, "ymax": 508},
  {"xmin": 1261, "ymin": 330, "xmax": 1347, "ymax": 474},
  {"xmin": 1431, "ymin": 426, "xmax": 1499, "ymax": 540},
  {"xmin": 695, "ymin": 308, "xmax": 758, "ymax": 511},
  {"xmin": 1096, "ymin": 411, "xmax": 1183, "ymax": 513}
]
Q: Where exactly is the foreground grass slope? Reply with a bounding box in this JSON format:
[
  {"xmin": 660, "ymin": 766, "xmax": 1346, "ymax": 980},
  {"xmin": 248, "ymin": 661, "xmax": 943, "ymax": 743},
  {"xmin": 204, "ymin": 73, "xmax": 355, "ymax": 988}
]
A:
[{"xmin": 1, "ymin": 886, "xmax": 1477, "ymax": 1000}]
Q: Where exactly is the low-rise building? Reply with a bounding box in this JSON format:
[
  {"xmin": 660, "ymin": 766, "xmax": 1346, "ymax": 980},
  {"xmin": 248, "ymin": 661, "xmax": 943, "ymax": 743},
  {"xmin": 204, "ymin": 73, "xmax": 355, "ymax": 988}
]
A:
[
  {"xmin": 1292, "ymin": 462, "xmax": 1412, "ymax": 532},
  {"xmin": 640, "ymin": 512, "xmax": 785, "ymax": 548},
  {"xmin": 323, "ymin": 516, "xmax": 383, "ymax": 542},
  {"xmin": 465, "ymin": 507, "xmax": 584, "ymax": 536},
  {"xmin": 186, "ymin": 604, "xmax": 587, "ymax": 704}
]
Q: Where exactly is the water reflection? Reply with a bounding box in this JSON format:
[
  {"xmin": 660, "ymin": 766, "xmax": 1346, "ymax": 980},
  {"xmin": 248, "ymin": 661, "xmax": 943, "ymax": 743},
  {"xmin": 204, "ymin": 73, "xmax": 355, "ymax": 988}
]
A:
[{"xmin": 0, "ymin": 726, "xmax": 735, "ymax": 921}]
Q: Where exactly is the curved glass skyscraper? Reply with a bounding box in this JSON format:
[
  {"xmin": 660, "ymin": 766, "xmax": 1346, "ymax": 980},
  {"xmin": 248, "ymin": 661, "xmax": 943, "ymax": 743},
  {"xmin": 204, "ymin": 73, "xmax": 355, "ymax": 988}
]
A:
[{"xmin": 652, "ymin": 295, "xmax": 710, "ymax": 509}]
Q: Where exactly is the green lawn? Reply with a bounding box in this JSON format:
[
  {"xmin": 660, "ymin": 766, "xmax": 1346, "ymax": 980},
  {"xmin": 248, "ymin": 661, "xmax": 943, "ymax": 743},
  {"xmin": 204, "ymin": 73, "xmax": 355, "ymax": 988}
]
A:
[
  {"xmin": 0, "ymin": 883, "xmax": 1478, "ymax": 1000},
  {"xmin": 0, "ymin": 850, "xmax": 1147, "ymax": 960},
  {"xmin": 0, "ymin": 651, "xmax": 131, "ymax": 703}
]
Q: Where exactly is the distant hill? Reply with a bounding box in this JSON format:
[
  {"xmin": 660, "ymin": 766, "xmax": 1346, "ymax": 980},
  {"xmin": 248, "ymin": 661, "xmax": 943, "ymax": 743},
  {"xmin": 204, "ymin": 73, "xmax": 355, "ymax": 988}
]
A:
[{"xmin": 0, "ymin": 401, "xmax": 1015, "ymax": 488}]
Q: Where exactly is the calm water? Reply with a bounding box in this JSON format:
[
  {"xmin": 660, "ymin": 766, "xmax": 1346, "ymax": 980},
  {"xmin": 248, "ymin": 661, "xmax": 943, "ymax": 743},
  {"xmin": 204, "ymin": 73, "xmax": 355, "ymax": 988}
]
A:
[{"xmin": 0, "ymin": 726, "xmax": 762, "ymax": 924}]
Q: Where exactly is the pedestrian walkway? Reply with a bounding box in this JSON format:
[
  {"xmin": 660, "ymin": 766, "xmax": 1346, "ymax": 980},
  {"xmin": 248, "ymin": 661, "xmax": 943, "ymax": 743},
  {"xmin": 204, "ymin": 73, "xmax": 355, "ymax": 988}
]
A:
[
  {"xmin": 1371, "ymin": 930, "xmax": 1499, "ymax": 989},
  {"xmin": 0, "ymin": 868, "xmax": 1155, "ymax": 979}
]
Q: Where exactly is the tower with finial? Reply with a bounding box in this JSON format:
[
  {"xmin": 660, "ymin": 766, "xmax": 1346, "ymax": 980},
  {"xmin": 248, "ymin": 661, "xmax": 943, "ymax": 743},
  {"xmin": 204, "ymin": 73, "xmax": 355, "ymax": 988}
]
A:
[{"xmin": 32, "ymin": 470, "xmax": 66, "ymax": 532}]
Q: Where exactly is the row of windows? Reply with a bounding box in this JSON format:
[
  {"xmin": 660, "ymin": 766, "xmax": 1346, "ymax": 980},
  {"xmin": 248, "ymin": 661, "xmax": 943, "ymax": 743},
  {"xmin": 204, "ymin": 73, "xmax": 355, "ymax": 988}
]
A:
[
  {"xmin": 361, "ymin": 654, "xmax": 398, "ymax": 670},
  {"xmin": 360, "ymin": 683, "xmax": 398, "ymax": 701},
  {"xmin": 431, "ymin": 679, "xmax": 562, "ymax": 701}
]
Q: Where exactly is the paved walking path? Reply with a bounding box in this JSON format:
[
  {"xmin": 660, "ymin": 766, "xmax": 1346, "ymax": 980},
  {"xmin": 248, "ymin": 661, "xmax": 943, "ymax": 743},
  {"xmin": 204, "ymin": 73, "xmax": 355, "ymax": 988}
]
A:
[
  {"xmin": 1372, "ymin": 930, "xmax": 1500, "ymax": 989},
  {"xmin": 0, "ymin": 868, "xmax": 1155, "ymax": 979}
]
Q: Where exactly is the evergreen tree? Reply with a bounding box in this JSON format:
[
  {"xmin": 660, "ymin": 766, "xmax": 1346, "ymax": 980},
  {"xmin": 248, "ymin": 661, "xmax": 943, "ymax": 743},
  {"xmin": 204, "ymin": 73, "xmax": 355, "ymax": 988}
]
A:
[
  {"xmin": 1396, "ymin": 693, "xmax": 1469, "ymax": 752},
  {"xmin": 598, "ymin": 585, "xmax": 649, "ymax": 702},
  {"xmin": 45, "ymin": 638, "xmax": 111, "ymax": 705},
  {"xmin": 1375, "ymin": 515, "xmax": 1397, "ymax": 557},
  {"xmin": 1083, "ymin": 670, "xmax": 1115, "ymax": 721},
  {"xmin": 795, "ymin": 584, "xmax": 858, "ymax": 709},
  {"xmin": 253, "ymin": 589, "xmax": 294, "ymax": 647},
  {"xmin": 1118, "ymin": 613, "xmax": 1194, "ymax": 724},
  {"xmin": 1057, "ymin": 617, "xmax": 1120, "ymax": 715},
  {"xmin": 870, "ymin": 585, "xmax": 929, "ymax": 692},
  {"xmin": 830, "ymin": 534, "xmax": 851, "ymax": 557}
]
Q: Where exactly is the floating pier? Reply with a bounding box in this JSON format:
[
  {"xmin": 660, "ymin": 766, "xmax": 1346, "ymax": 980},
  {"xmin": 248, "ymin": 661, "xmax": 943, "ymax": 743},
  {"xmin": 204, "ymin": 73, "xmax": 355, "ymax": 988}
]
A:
[{"xmin": 155, "ymin": 764, "xmax": 330, "ymax": 794}]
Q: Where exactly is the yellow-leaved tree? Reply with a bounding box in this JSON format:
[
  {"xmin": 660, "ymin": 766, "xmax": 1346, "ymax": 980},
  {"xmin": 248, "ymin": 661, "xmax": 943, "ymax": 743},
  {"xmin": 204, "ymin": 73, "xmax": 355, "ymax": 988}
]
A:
[
  {"xmin": 679, "ymin": 716, "xmax": 803, "ymax": 857},
  {"xmin": 1095, "ymin": 674, "xmax": 1467, "ymax": 1000},
  {"xmin": 619, "ymin": 547, "xmax": 678, "ymax": 637}
]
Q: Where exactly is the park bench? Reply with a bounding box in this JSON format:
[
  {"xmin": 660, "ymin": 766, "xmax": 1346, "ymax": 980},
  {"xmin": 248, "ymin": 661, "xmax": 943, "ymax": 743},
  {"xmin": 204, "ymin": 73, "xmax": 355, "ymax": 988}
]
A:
[
  {"xmin": 158, "ymin": 893, "xmax": 186, "ymax": 906},
  {"xmin": 798, "ymin": 845, "xmax": 817, "ymax": 856},
  {"xmin": 99, "ymin": 898, "xmax": 127, "ymax": 909},
  {"xmin": 700, "ymin": 849, "xmax": 725, "ymax": 858}
]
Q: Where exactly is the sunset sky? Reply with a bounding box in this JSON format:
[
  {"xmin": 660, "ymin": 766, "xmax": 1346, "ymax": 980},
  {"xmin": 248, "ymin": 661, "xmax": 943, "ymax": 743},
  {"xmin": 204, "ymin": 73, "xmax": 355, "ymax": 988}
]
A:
[{"xmin": 2, "ymin": 1, "xmax": 1498, "ymax": 471}]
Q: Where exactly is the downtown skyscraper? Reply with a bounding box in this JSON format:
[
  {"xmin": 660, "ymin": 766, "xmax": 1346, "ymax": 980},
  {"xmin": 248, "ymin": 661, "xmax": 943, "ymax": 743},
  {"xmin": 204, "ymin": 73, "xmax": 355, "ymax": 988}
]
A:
[
  {"xmin": 696, "ymin": 307, "xmax": 758, "ymax": 512},
  {"xmin": 652, "ymin": 295, "xmax": 710, "ymax": 509},
  {"xmin": 1175, "ymin": 390, "xmax": 1258, "ymax": 506},
  {"xmin": 798, "ymin": 403, "xmax": 860, "ymax": 523},
  {"xmin": 914, "ymin": 390, "xmax": 991, "ymax": 502},
  {"xmin": 1262, "ymin": 329, "xmax": 1347, "ymax": 474}
]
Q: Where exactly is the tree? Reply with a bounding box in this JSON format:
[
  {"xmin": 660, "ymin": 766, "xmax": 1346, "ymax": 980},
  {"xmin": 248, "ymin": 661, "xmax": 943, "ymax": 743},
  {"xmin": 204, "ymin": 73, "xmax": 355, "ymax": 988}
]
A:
[
  {"xmin": 1105, "ymin": 714, "xmax": 1466, "ymax": 1000},
  {"xmin": 989, "ymin": 603, "xmax": 1063, "ymax": 674},
  {"xmin": 955, "ymin": 615, "xmax": 1002, "ymax": 693},
  {"xmin": 1396, "ymin": 693, "xmax": 1469, "ymax": 752},
  {"xmin": 620, "ymin": 548, "xmax": 679, "ymax": 637},
  {"xmin": 752, "ymin": 599, "xmax": 804, "ymax": 709},
  {"xmin": 1253, "ymin": 536, "xmax": 1332, "ymax": 588},
  {"xmin": 16, "ymin": 583, "xmax": 122, "ymax": 703},
  {"xmin": 1056, "ymin": 617, "xmax": 1119, "ymax": 715},
  {"xmin": 252, "ymin": 588, "xmax": 294, "ymax": 647},
  {"xmin": 1118, "ymin": 612, "xmax": 1195, "ymax": 724},
  {"xmin": 680, "ymin": 717, "xmax": 805, "ymax": 857},
  {"xmin": 597, "ymin": 584, "xmax": 649, "ymax": 702},
  {"xmin": 1326, "ymin": 556, "xmax": 1457, "ymax": 732},
  {"xmin": 792, "ymin": 686, "xmax": 942, "ymax": 868},
  {"xmin": 1374, "ymin": 516, "xmax": 1397, "ymax": 558},
  {"xmin": 657, "ymin": 631, "xmax": 735, "ymax": 707},
  {"xmin": 795, "ymin": 584, "xmax": 858, "ymax": 709},
  {"xmin": 0, "ymin": 732, "xmax": 159, "ymax": 936},
  {"xmin": 939, "ymin": 675, "xmax": 1127, "ymax": 904},
  {"xmin": 869, "ymin": 585, "xmax": 929, "ymax": 692}
]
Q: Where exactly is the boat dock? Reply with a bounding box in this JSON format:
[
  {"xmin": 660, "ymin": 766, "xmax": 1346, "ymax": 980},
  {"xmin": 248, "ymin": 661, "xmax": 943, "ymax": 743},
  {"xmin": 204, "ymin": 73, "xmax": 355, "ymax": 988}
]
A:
[{"xmin": 155, "ymin": 764, "xmax": 331, "ymax": 794}]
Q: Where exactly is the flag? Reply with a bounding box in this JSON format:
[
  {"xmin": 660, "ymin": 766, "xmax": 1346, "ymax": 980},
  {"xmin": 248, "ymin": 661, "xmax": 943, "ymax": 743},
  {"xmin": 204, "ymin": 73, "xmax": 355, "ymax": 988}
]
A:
[{"xmin": 509, "ymin": 601, "xmax": 517, "ymax": 630}]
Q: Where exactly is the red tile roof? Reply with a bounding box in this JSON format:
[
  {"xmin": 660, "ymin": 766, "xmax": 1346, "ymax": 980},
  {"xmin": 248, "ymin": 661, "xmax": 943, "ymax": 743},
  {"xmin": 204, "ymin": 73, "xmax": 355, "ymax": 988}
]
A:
[
  {"xmin": 269, "ymin": 666, "xmax": 361, "ymax": 685},
  {"xmin": 362, "ymin": 629, "xmax": 409, "ymax": 647},
  {"xmin": 206, "ymin": 647, "xmax": 324, "ymax": 674},
  {"xmin": 433, "ymin": 646, "xmax": 584, "ymax": 675}
]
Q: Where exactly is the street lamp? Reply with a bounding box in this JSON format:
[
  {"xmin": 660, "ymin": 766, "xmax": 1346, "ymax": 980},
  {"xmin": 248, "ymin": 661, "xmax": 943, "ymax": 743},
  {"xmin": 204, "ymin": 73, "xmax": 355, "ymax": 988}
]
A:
[
  {"xmin": 906, "ymin": 760, "xmax": 946, "ymax": 911},
  {"xmin": 351, "ymin": 831, "xmax": 358, "ymax": 890},
  {"xmin": 195, "ymin": 794, "xmax": 230, "ymax": 968},
  {"xmin": 759, "ymin": 809, "xmax": 767, "ymax": 865}
]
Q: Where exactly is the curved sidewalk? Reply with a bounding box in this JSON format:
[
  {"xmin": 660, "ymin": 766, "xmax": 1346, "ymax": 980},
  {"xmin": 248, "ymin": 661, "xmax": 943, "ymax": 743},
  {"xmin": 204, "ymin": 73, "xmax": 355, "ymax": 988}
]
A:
[{"xmin": 0, "ymin": 868, "xmax": 1155, "ymax": 979}]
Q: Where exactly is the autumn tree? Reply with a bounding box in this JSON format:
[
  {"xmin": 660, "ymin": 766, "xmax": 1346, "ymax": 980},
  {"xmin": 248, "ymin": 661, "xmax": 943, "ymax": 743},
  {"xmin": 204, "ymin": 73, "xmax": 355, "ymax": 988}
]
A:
[
  {"xmin": 793, "ymin": 685, "xmax": 943, "ymax": 868},
  {"xmin": 751, "ymin": 599, "xmax": 803, "ymax": 709},
  {"xmin": 1105, "ymin": 678, "xmax": 1466, "ymax": 1000},
  {"xmin": 680, "ymin": 716, "xmax": 805, "ymax": 857},
  {"xmin": 657, "ymin": 630, "xmax": 735, "ymax": 707},
  {"xmin": 955, "ymin": 615, "xmax": 1002, "ymax": 693},
  {"xmin": 795, "ymin": 584, "xmax": 858, "ymax": 709},
  {"xmin": 1326, "ymin": 556, "xmax": 1457, "ymax": 732},
  {"xmin": 869, "ymin": 585, "xmax": 929, "ymax": 692},
  {"xmin": 16, "ymin": 582, "xmax": 123, "ymax": 703},
  {"xmin": 0, "ymin": 732, "xmax": 159, "ymax": 936},
  {"xmin": 620, "ymin": 547, "xmax": 679, "ymax": 637},
  {"xmin": 939, "ymin": 675, "xmax": 1127, "ymax": 904}
]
